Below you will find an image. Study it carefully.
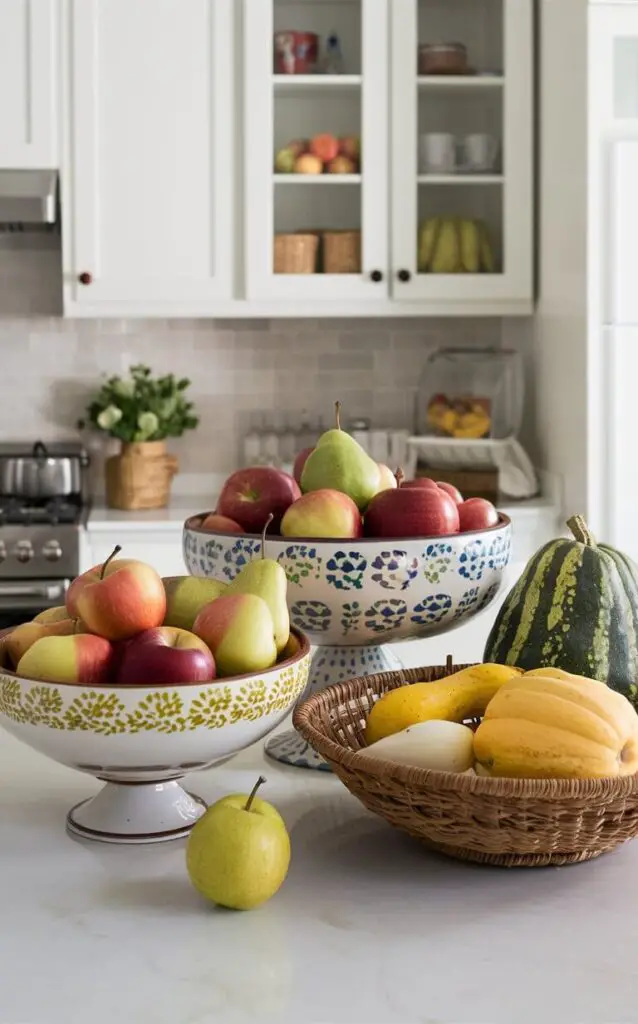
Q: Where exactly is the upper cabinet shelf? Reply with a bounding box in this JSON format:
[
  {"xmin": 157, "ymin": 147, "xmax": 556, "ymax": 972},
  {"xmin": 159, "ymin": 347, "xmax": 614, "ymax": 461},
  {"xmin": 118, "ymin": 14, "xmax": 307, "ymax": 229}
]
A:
[{"xmin": 60, "ymin": 0, "xmax": 534, "ymax": 318}]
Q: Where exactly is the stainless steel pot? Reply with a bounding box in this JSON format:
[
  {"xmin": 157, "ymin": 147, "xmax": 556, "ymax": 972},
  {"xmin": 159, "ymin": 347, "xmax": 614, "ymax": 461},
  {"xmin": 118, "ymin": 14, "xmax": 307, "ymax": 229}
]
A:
[{"xmin": 0, "ymin": 441, "xmax": 85, "ymax": 498}]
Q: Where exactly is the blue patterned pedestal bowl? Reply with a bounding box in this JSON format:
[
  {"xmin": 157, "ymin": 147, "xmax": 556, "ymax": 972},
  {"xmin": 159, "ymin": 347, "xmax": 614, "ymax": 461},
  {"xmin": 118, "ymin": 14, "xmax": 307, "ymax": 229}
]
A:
[
  {"xmin": 0, "ymin": 629, "xmax": 310, "ymax": 844},
  {"xmin": 183, "ymin": 514, "xmax": 512, "ymax": 771}
]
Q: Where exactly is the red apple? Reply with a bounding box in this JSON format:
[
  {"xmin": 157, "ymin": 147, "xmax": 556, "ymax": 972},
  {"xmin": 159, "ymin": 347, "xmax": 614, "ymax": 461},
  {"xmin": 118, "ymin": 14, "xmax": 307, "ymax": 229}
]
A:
[
  {"xmin": 116, "ymin": 626, "xmax": 215, "ymax": 685},
  {"xmin": 365, "ymin": 485, "xmax": 460, "ymax": 538},
  {"xmin": 217, "ymin": 467, "xmax": 301, "ymax": 532},
  {"xmin": 17, "ymin": 633, "xmax": 114, "ymax": 685},
  {"xmin": 339, "ymin": 135, "xmax": 361, "ymax": 161},
  {"xmin": 66, "ymin": 547, "xmax": 166, "ymax": 641},
  {"xmin": 437, "ymin": 481, "xmax": 464, "ymax": 504},
  {"xmin": 458, "ymin": 497, "xmax": 499, "ymax": 532},
  {"xmin": 200, "ymin": 513, "xmax": 244, "ymax": 534},
  {"xmin": 281, "ymin": 489, "xmax": 362, "ymax": 539},
  {"xmin": 293, "ymin": 447, "xmax": 314, "ymax": 486},
  {"xmin": 401, "ymin": 477, "xmax": 439, "ymax": 491}
]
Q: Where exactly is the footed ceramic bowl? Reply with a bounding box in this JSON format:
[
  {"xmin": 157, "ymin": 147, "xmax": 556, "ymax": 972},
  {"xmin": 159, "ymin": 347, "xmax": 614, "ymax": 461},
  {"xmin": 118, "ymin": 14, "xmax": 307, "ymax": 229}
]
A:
[
  {"xmin": 0, "ymin": 628, "xmax": 310, "ymax": 844},
  {"xmin": 183, "ymin": 514, "xmax": 512, "ymax": 647},
  {"xmin": 183, "ymin": 514, "xmax": 512, "ymax": 770}
]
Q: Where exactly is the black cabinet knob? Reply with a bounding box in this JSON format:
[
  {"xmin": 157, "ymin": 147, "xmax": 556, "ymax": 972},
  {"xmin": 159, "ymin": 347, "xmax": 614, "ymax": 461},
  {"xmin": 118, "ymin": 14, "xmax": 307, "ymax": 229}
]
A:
[
  {"xmin": 370, "ymin": 270, "xmax": 383, "ymax": 283},
  {"xmin": 397, "ymin": 269, "xmax": 411, "ymax": 282},
  {"xmin": 78, "ymin": 272, "xmax": 93, "ymax": 285}
]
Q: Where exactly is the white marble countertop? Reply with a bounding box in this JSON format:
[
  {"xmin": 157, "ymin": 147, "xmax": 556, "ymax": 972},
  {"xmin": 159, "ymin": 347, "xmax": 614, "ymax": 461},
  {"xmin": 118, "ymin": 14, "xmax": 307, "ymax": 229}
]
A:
[{"xmin": 2, "ymin": 702, "xmax": 637, "ymax": 1024}]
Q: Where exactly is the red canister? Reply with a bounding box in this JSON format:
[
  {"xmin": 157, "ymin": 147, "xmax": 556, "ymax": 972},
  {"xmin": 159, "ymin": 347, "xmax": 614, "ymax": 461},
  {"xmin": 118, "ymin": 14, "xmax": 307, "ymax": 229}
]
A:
[{"xmin": 274, "ymin": 31, "xmax": 319, "ymax": 74}]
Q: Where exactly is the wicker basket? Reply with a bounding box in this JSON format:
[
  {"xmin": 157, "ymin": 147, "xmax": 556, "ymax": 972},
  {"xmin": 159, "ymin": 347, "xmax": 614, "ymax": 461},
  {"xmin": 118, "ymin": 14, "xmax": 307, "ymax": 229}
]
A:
[
  {"xmin": 274, "ymin": 233, "xmax": 318, "ymax": 274},
  {"xmin": 294, "ymin": 661, "xmax": 638, "ymax": 868},
  {"xmin": 322, "ymin": 230, "xmax": 361, "ymax": 274},
  {"xmin": 105, "ymin": 441, "xmax": 178, "ymax": 511}
]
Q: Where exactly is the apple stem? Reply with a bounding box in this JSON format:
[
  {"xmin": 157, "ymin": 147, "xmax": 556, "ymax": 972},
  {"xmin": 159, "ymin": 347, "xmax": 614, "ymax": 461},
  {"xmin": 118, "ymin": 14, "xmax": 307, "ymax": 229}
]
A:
[
  {"xmin": 395, "ymin": 467, "xmax": 405, "ymax": 489},
  {"xmin": 245, "ymin": 775, "xmax": 266, "ymax": 812},
  {"xmin": 335, "ymin": 400, "xmax": 341, "ymax": 431},
  {"xmin": 100, "ymin": 544, "xmax": 122, "ymax": 580},
  {"xmin": 261, "ymin": 514, "xmax": 274, "ymax": 559}
]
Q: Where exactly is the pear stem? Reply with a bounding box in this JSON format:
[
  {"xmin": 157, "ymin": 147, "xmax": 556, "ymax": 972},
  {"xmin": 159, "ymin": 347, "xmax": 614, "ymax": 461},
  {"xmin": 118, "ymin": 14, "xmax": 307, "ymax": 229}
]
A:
[
  {"xmin": 335, "ymin": 400, "xmax": 342, "ymax": 431},
  {"xmin": 395, "ymin": 467, "xmax": 405, "ymax": 489},
  {"xmin": 245, "ymin": 775, "xmax": 266, "ymax": 812},
  {"xmin": 261, "ymin": 514, "xmax": 274, "ymax": 558},
  {"xmin": 100, "ymin": 544, "xmax": 122, "ymax": 580}
]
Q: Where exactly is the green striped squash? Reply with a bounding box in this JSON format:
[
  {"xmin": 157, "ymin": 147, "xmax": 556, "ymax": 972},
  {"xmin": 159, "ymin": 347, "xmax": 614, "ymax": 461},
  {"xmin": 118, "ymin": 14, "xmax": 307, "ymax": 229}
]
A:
[{"xmin": 483, "ymin": 514, "xmax": 638, "ymax": 703}]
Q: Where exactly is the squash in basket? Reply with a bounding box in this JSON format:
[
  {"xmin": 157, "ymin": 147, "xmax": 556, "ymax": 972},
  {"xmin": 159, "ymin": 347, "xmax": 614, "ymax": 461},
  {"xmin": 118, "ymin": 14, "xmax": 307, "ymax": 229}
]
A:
[
  {"xmin": 484, "ymin": 514, "xmax": 638, "ymax": 705},
  {"xmin": 473, "ymin": 671, "xmax": 638, "ymax": 779}
]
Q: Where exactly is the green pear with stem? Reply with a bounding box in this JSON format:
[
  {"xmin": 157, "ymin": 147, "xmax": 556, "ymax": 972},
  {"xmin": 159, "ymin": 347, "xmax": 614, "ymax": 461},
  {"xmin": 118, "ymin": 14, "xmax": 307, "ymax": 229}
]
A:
[
  {"xmin": 300, "ymin": 401, "xmax": 381, "ymax": 511},
  {"xmin": 226, "ymin": 515, "xmax": 289, "ymax": 654}
]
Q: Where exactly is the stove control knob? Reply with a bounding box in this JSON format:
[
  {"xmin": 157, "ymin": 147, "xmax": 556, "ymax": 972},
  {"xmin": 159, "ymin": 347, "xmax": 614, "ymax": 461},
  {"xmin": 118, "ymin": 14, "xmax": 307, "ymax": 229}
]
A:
[
  {"xmin": 15, "ymin": 541, "xmax": 34, "ymax": 563},
  {"xmin": 0, "ymin": 542, "xmax": 6, "ymax": 563},
  {"xmin": 43, "ymin": 540, "xmax": 62, "ymax": 562}
]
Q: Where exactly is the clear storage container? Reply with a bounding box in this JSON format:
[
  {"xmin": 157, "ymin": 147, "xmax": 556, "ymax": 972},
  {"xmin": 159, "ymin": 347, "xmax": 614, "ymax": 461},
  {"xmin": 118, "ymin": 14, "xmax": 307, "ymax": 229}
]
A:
[{"xmin": 415, "ymin": 347, "xmax": 524, "ymax": 440}]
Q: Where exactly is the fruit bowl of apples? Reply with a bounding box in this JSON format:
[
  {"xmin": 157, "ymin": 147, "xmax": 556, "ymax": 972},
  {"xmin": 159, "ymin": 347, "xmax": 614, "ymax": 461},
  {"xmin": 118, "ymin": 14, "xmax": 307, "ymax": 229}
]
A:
[
  {"xmin": 0, "ymin": 542, "xmax": 310, "ymax": 844},
  {"xmin": 183, "ymin": 403, "xmax": 512, "ymax": 770}
]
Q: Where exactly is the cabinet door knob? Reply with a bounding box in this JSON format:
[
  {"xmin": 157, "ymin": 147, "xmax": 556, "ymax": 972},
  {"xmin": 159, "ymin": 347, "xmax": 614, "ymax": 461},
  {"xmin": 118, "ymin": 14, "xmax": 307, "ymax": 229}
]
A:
[
  {"xmin": 370, "ymin": 270, "xmax": 383, "ymax": 283},
  {"xmin": 78, "ymin": 272, "xmax": 93, "ymax": 286},
  {"xmin": 397, "ymin": 269, "xmax": 411, "ymax": 282}
]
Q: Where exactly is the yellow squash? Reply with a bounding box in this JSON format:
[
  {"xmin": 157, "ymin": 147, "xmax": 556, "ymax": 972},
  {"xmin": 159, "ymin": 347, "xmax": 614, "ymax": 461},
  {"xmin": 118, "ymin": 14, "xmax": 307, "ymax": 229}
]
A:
[
  {"xmin": 473, "ymin": 670, "xmax": 638, "ymax": 780},
  {"xmin": 364, "ymin": 663, "xmax": 523, "ymax": 745}
]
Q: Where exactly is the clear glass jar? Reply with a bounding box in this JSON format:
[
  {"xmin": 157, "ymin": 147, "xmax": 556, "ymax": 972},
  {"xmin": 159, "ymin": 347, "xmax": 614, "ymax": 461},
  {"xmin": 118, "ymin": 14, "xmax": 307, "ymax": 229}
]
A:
[{"xmin": 415, "ymin": 348, "xmax": 524, "ymax": 440}]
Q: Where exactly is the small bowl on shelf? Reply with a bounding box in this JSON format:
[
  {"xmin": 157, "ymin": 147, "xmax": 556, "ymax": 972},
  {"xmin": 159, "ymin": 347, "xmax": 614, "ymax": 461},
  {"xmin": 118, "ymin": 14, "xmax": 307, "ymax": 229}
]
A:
[
  {"xmin": 0, "ymin": 628, "xmax": 310, "ymax": 845},
  {"xmin": 294, "ymin": 662, "xmax": 638, "ymax": 868}
]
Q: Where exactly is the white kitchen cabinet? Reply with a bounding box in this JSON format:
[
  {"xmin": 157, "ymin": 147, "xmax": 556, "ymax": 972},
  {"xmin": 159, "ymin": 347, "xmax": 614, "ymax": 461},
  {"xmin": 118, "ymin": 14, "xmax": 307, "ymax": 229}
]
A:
[
  {"xmin": 61, "ymin": 0, "xmax": 233, "ymax": 313},
  {"xmin": 0, "ymin": 0, "xmax": 57, "ymax": 168},
  {"xmin": 390, "ymin": 0, "xmax": 533, "ymax": 311},
  {"xmin": 61, "ymin": 0, "xmax": 534, "ymax": 318},
  {"xmin": 83, "ymin": 531, "xmax": 186, "ymax": 579},
  {"xmin": 242, "ymin": 0, "xmax": 533, "ymax": 316}
]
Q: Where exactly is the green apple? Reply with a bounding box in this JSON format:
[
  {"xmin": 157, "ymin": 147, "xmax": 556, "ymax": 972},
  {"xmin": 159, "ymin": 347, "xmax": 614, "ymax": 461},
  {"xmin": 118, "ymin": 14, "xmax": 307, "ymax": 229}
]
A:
[
  {"xmin": 186, "ymin": 777, "xmax": 290, "ymax": 911},
  {"xmin": 162, "ymin": 575, "xmax": 228, "ymax": 632}
]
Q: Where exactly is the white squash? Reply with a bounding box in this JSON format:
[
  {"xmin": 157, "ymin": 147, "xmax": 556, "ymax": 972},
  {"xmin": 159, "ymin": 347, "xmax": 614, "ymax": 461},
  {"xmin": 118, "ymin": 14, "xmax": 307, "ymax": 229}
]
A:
[{"xmin": 359, "ymin": 719, "xmax": 475, "ymax": 773}]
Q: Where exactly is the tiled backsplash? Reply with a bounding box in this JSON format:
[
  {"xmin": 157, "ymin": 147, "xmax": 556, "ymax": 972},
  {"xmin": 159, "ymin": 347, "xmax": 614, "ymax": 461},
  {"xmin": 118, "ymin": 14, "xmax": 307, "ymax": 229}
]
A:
[{"xmin": 0, "ymin": 239, "xmax": 508, "ymax": 490}]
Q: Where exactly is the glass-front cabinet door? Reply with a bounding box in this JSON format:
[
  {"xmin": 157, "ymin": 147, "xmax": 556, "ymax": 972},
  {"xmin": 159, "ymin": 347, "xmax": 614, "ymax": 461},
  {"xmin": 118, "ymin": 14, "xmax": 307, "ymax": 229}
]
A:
[
  {"xmin": 390, "ymin": 0, "xmax": 533, "ymax": 310},
  {"xmin": 589, "ymin": 3, "xmax": 638, "ymax": 326},
  {"xmin": 244, "ymin": 0, "xmax": 389, "ymax": 303}
]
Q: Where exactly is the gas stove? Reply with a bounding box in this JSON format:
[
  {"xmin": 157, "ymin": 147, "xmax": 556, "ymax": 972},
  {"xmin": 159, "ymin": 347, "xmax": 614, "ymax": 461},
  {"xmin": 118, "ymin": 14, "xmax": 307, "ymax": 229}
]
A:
[
  {"xmin": 0, "ymin": 441, "xmax": 90, "ymax": 626},
  {"xmin": 0, "ymin": 496, "xmax": 84, "ymax": 526}
]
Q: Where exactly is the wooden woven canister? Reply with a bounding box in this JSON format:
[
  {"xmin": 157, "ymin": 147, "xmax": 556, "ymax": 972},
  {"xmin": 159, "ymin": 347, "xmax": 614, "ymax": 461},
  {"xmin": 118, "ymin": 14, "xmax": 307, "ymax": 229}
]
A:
[{"xmin": 105, "ymin": 441, "xmax": 178, "ymax": 511}]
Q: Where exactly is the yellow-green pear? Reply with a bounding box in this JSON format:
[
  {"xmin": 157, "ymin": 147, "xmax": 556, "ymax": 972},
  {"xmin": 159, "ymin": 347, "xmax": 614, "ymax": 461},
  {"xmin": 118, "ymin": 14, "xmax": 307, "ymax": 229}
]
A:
[
  {"xmin": 300, "ymin": 401, "xmax": 380, "ymax": 510},
  {"xmin": 186, "ymin": 776, "xmax": 290, "ymax": 910},
  {"xmin": 162, "ymin": 575, "xmax": 228, "ymax": 632},
  {"xmin": 33, "ymin": 605, "xmax": 71, "ymax": 624},
  {"xmin": 193, "ymin": 593, "xmax": 277, "ymax": 677},
  {"xmin": 226, "ymin": 518, "xmax": 289, "ymax": 653}
]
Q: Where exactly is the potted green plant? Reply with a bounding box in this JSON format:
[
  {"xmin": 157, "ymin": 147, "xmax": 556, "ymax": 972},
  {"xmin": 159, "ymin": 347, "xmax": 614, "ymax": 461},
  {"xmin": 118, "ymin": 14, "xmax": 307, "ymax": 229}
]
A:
[{"xmin": 82, "ymin": 364, "xmax": 199, "ymax": 510}]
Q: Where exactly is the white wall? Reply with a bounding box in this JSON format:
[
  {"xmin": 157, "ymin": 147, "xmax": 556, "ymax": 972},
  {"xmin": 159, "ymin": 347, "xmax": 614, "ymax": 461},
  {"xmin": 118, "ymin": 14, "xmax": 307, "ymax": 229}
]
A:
[{"xmin": 533, "ymin": 0, "xmax": 588, "ymax": 520}]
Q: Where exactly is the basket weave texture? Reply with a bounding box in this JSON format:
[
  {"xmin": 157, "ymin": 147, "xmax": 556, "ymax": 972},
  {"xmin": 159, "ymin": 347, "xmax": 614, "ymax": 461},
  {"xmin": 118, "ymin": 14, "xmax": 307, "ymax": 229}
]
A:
[
  {"xmin": 294, "ymin": 662, "xmax": 638, "ymax": 867},
  {"xmin": 105, "ymin": 441, "xmax": 178, "ymax": 511}
]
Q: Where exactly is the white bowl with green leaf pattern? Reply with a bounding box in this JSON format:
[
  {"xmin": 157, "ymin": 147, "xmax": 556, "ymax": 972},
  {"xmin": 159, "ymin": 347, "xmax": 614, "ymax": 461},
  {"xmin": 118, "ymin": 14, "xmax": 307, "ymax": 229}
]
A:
[{"xmin": 0, "ymin": 628, "xmax": 310, "ymax": 844}]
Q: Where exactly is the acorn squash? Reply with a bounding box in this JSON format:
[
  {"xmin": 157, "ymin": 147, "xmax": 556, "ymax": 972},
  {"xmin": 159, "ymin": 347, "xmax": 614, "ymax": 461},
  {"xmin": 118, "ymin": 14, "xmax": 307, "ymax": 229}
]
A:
[
  {"xmin": 483, "ymin": 514, "xmax": 638, "ymax": 704},
  {"xmin": 473, "ymin": 670, "xmax": 638, "ymax": 779}
]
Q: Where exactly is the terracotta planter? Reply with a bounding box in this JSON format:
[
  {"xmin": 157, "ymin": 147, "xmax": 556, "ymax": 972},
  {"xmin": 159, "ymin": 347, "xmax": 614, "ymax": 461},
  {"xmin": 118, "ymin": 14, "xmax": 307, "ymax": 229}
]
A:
[{"xmin": 105, "ymin": 440, "xmax": 178, "ymax": 511}]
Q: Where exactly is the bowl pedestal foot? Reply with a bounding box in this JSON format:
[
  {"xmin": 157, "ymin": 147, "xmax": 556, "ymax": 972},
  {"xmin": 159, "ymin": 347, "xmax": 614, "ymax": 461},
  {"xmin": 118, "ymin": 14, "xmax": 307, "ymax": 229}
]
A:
[
  {"xmin": 66, "ymin": 780, "xmax": 207, "ymax": 845},
  {"xmin": 265, "ymin": 643, "xmax": 403, "ymax": 771}
]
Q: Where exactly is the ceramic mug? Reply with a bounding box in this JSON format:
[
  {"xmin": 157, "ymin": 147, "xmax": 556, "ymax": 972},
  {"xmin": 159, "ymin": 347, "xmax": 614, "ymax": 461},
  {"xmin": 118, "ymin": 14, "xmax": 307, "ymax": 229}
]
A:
[
  {"xmin": 419, "ymin": 133, "xmax": 456, "ymax": 173},
  {"xmin": 462, "ymin": 133, "xmax": 499, "ymax": 173}
]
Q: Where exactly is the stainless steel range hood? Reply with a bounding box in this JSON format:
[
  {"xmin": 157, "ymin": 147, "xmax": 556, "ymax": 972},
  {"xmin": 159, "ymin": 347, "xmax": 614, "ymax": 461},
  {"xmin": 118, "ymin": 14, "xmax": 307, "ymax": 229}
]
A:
[{"xmin": 0, "ymin": 170, "xmax": 58, "ymax": 225}]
